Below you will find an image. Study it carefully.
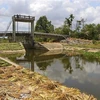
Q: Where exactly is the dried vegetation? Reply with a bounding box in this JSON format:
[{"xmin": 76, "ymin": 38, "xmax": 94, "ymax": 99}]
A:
[{"xmin": 0, "ymin": 65, "xmax": 97, "ymax": 100}]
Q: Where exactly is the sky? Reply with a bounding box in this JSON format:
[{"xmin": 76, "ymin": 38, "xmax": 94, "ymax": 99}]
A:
[{"xmin": 0, "ymin": 0, "xmax": 100, "ymax": 31}]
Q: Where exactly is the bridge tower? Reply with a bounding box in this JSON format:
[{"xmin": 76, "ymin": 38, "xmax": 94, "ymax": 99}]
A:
[{"xmin": 12, "ymin": 15, "xmax": 35, "ymax": 42}]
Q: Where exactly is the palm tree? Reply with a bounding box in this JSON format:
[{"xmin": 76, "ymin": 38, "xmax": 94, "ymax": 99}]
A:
[
  {"xmin": 65, "ymin": 14, "xmax": 74, "ymax": 35},
  {"xmin": 63, "ymin": 14, "xmax": 74, "ymax": 35},
  {"xmin": 69, "ymin": 14, "xmax": 74, "ymax": 29}
]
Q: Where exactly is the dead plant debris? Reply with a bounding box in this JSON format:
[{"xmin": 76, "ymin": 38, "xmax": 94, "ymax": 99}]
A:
[{"xmin": 0, "ymin": 65, "xmax": 97, "ymax": 100}]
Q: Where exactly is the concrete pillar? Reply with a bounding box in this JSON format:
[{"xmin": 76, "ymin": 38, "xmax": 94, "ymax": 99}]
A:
[
  {"xmin": 12, "ymin": 17, "xmax": 16, "ymax": 42},
  {"xmin": 31, "ymin": 59, "xmax": 34, "ymax": 71},
  {"xmin": 31, "ymin": 21, "xmax": 34, "ymax": 39}
]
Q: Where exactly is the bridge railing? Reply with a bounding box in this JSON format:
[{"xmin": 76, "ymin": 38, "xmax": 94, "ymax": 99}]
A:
[
  {"xmin": 0, "ymin": 31, "xmax": 69, "ymax": 39},
  {"xmin": 0, "ymin": 31, "xmax": 31, "ymax": 37},
  {"xmin": 13, "ymin": 15, "xmax": 35, "ymax": 20},
  {"xmin": 0, "ymin": 31, "xmax": 31, "ymax": 33}
]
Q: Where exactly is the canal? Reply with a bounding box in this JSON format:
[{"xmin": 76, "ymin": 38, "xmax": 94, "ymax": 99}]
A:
[{"xmin": 7, "ymin": 50, "xmax": 100, "ymax": 99}]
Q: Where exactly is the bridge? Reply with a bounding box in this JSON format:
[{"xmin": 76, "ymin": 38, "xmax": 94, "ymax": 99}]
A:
[
  {"xmin": 0, "ymin": 14, "xmax": 68, "ymax": 49},
  {"xmin": 0, "ymin": 31, "xmax": 68, "ymax": 41}
]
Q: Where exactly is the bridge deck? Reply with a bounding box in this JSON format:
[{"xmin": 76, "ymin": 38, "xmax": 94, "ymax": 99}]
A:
[
  {"xmin": 13, "ymin": 15, "xmax": 35, "ymax": 22},
  {"xmin": 0, "ymin": 31, "xmax": 68, "ymax": 39}
]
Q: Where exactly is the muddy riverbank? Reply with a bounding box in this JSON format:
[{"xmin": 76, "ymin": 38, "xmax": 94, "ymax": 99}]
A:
[{"xmin": 0, "ymin": 40, "xmax": 100, "ymax": 53}]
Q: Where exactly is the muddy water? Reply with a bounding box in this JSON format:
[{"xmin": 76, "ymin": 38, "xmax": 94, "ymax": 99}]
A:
[{"xmin": 8, "ymin": 50, "xmax": 100, "ymax": 99}]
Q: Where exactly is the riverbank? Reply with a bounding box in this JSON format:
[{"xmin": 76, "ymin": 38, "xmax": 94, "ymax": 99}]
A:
[
  {"xmin": 0, "ymin": 43, "xmax": 24, "ymax": 50},
  {"xmin": 0, "ymin": 41, "xmax": 100, "ymax": 99},
  {"xmin": 0, "ymin": 57, "xmax": 97, "ymax": 100},
  {"xmin": 0, "ymin": 39, "xmax": 100, "ymax": 53},
  {"xmin": 0, "ymin": 43, "xmax": 25, "ymax": 54},
  {"xmin": 62, "ymin": 43, "xmax": 100, "ymax": 53},
  {"xmin": 1, "ymin": 42, "xmax": 100, "ymax": 63}
]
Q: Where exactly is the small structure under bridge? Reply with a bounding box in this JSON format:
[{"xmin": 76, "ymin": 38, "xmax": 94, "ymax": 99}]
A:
[{"xmin": 0, "ymin": 15, "xmax": 68, "ymax": 49}]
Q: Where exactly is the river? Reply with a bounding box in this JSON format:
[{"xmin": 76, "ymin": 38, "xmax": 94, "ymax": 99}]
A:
[{"xmin": 7, "ymin": 50, "xmax": 100, "ymax": 99}]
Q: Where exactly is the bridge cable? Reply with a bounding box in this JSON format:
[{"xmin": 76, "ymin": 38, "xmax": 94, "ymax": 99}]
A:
[{"xmin": 3, "ymin": 21, "xmax": 12, "ymax": 38}]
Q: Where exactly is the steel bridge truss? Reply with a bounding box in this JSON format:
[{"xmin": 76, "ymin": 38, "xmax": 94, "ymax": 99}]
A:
[
  {"xmin": 0, "ymin": 14, "xmax": 68, "ymax": 49},
  {"xmin": 12, "ymin": 15, "xmax": 35, "ymax": 42}
]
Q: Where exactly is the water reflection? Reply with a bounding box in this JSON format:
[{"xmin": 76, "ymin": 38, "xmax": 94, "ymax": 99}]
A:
[
  {"xmin": 16, "ymin": 50, "xmax": 66, "ymax": 71},
  {"xmin": 15, "ymin": 50, "xmax": 100, "ymax": 99}
]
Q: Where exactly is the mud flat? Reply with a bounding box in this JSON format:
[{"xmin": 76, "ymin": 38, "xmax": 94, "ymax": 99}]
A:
[{"xmin": 0, "ymin": 57, "xmax": 97, "ymax": 100}]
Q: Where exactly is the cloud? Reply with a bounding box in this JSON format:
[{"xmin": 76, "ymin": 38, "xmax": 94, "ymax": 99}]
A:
[
  {"xmin": 34, "ymin": 56, "xmax": 100, "ymax": 86},
  {"xmin": 0, "ymin": 0, "xmax": 100, "ymax": 30},
  {"xmin": 8, "ymin": 0, "xmax": 30, "ymax": 15}
]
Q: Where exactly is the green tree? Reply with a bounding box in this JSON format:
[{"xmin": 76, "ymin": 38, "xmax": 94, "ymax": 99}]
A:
[
  {"xmin": 54, "ymin": 27, "xmax": 63, "ymax": 34},
  {"xmin": 61, "ymin": 57, "xmax": 73, "ymax": 74},
  {"xmin": 36, "ymin": 60, "xmax": 53, "ymax": 70},
  {"xmin": 95, "ymin": 24, "xmax": 100, "ymax": 40},
  {"xmin": 35, "ymin": 16, "xmax": 54, "ymax": 33},
  {"xmin": 63, "ymin": 14, "xmax": 74, "ymax": 35},
  {"xmin": 81, "ymin": 24, "xmax": 97, "ymax": 40},
  {"xmin": 54, "ymin": 14, "xmax": 74, "ymax": 35},
  {"xmin": 65, "ymin": 14, "xmax": 74, "ymax": 29},
  {"xmin": 62, "ymin": 24, "xmax": 70, "ymax": 35}
]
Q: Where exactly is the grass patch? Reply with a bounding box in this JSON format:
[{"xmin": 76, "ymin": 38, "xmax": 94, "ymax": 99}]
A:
[
  {"xmin": 0, "ymin": 59, "xmax": 11, "ymax": 67},
  {"xmin": 0, "ymin": 43, "xmax": 24, "ymax": 50},
  {"xmin": 79, "ymin": 51, "xmax": 100, "ymax": 62},
  {"xmin": 0, "ymin": 53, "xmax": 24, "ymax": 63}
]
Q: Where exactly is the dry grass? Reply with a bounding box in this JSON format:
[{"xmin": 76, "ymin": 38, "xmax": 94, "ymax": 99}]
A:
[{"xmin": 0, "ymin": 65, "xmax": 97, "ymax": 100}]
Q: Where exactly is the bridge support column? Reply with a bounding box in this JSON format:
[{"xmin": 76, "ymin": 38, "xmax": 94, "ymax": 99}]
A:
[
  {"xmin": 12, "ymin": 15, "xmax": 35, "ymax": 47},
  {"xmin": 12, "ymin": 17, "xmax": 16, "ymax": 42},
  {"xmin": 31, "ymin": 21, "xmax": 34, "ymax": 39}
]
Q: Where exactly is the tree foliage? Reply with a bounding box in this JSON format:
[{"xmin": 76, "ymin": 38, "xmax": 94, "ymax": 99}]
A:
[
  {"xmin": 35, "ymin": 16, "xmax": 54, "ymax": 33},
  {"xmin": 73, "ymin": 24, "xmax": 100, "ymax": 40},
  {"xmin": 35, "ymin": 15, "xmax": 100, "ymax": 41},
  {"xmin": 65, "ymin": 14, "xmax": 74, "ymax": 28},
  {"xmin": 54, "ymin": 27, "xmax": 63, "ymax": 34},
  {"xmin": 54, "ymin": 14, "xmax": 74, "ymax": 35}
]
